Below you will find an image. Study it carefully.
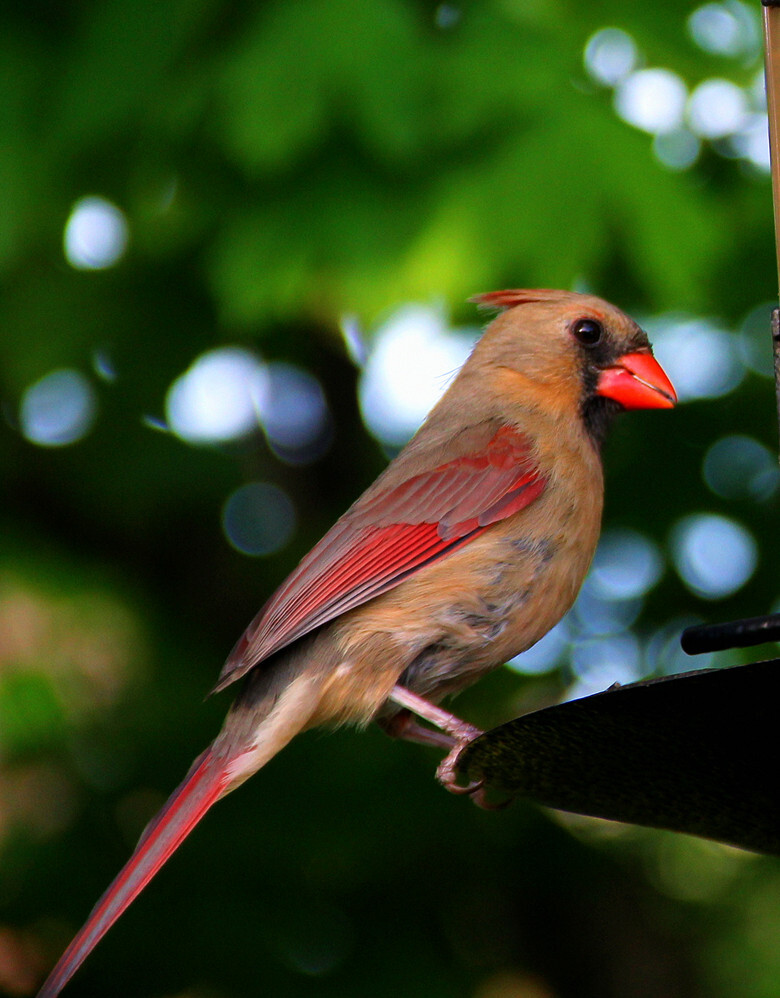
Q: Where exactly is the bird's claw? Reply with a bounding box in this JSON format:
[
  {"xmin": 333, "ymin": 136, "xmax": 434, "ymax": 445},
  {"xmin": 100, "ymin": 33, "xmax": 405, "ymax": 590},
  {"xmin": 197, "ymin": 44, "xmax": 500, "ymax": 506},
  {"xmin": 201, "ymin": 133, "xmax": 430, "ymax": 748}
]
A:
[
  {"xmin": 436, "ymin": 742, "xmax": 512, "ymax": 810},
  {"xmin": 470, "ymin": 785, "xmax": 513, "ymax": 810},
  {"xmin": 436, "ymin": 741, "xmax": 482, "ymax": 796}
]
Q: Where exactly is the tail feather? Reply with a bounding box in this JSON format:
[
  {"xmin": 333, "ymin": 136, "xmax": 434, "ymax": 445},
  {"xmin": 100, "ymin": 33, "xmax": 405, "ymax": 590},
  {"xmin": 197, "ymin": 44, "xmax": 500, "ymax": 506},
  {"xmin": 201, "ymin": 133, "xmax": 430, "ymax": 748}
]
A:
[
  {"xmin": 37, "ymin": 650, "xmax": 328, "ymax": 997},
  {"xmin": 37, "ymin": 747, "xmax": 231, "ymax": 998}
]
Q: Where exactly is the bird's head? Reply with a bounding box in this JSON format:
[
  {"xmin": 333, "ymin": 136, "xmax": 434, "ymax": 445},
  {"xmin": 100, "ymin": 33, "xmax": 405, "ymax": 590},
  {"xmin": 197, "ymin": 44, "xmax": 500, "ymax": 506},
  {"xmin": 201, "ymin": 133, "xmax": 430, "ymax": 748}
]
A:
[{"xmin": 470, "ymin": 289, "xmax": 676, "ymax": 445}]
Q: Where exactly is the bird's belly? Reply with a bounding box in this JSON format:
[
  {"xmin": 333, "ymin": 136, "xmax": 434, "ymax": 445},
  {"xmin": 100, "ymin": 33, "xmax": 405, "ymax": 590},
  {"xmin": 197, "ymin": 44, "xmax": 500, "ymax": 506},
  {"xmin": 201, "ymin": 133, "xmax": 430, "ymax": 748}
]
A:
[
  {"xmin": 394, "ymin": 566, "xmax": 536, "ymax": 698},
  {"xmin": 397, "ymin": 554, "xmax": 568, "ymax": 700},
  {"xmin": 391, "ymin": 529, "xmax": 596, "ymax": 703}
]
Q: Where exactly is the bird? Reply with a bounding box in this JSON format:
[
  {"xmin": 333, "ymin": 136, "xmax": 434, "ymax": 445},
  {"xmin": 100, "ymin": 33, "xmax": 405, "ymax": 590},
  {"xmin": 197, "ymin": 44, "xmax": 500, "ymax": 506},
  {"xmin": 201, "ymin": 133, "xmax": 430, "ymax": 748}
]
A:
[{"xmin": 36, "ymin": 289, "xmax": 676, "ymax": 997}]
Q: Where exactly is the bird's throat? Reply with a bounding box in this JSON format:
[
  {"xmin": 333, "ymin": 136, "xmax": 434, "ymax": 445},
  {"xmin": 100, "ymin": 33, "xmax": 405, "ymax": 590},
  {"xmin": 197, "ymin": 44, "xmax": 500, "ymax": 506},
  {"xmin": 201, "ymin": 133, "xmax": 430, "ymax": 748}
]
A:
[{"xmin": 581, "ymin": 395, "xmax": 622, "ymax": 449}]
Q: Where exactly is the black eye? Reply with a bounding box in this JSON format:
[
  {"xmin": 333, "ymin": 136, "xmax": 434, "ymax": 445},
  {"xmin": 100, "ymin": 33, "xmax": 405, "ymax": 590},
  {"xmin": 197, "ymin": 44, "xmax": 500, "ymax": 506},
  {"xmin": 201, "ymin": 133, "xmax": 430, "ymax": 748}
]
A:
[{"xmin": 571, "ymin": 318, "xmax": 603, "ymax": 347}]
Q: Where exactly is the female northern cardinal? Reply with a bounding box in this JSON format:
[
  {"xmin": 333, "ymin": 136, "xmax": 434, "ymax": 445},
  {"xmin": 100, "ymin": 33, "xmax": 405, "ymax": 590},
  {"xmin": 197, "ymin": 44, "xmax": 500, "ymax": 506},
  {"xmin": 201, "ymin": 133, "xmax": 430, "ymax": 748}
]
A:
[{"xmin": 37, "ymin": 289, "xmax": 675, "ymax": 996}]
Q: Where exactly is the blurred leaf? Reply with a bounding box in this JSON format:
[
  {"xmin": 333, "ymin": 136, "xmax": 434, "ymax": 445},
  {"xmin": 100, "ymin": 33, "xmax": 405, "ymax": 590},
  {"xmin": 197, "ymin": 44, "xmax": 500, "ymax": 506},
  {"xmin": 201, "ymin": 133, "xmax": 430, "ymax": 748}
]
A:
[{"xmin": 0, "ymin": 674, "xmax": 64, "ymax": 755}]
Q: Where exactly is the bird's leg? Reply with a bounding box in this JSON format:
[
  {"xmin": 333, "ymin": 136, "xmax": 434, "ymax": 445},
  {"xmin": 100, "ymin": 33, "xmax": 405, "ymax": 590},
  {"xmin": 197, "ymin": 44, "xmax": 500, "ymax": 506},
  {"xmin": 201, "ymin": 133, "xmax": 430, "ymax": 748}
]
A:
[
  {"xmin": 387, "ymin": 685, "xmax": 483, "ymax": 741},
  {"xmin": 386, "ymin": 685, "xmax": 483, "ymax": 794},
  {"xmin": 378, "ymin": 710, "xmax": 458, "ymax": 751}
]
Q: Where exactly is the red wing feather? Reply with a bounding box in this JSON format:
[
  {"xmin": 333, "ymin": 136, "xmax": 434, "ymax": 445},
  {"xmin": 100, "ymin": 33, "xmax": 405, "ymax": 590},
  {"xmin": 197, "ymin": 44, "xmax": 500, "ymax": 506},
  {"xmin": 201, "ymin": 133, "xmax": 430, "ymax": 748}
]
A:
[{"xmin": 215, "ymin": 425, "xmax": 545, "ymax": 692}]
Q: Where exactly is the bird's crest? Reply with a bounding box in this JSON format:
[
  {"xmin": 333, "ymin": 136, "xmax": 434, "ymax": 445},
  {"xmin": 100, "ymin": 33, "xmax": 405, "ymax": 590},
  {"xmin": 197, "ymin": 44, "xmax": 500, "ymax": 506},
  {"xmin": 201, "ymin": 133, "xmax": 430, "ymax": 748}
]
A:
[{"xmin": 470, "ymin": 289, "xmax": 563, "ymax": 311}]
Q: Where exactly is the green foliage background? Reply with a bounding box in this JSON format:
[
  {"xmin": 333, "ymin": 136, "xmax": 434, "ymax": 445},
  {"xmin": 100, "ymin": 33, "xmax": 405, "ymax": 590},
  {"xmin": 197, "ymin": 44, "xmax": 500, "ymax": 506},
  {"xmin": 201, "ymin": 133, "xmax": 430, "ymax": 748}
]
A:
[{"xmin": 2, "ymin": 2, "xmax": 780, "ymax": 996}]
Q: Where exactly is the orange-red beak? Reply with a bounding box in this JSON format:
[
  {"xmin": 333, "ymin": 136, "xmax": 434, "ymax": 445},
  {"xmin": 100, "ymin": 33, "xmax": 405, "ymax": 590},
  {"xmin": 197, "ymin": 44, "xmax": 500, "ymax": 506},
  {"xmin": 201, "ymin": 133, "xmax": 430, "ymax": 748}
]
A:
[{"xmin": 596, "ymin": 351, "xmax": 677, "ymax": 410}]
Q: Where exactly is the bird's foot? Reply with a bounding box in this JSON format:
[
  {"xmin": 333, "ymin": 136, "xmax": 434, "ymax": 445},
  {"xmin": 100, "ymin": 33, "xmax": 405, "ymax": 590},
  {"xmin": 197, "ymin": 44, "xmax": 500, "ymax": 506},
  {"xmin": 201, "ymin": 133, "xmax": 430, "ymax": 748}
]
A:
[
  {"xmin": 436, "ymin": 740, "xmax": 482, "ymax": 794},
  {"xmin": 437, "ymin": 750, "xmax": 513, "ymax": 810},
  {"xmin": 386, "ymin": 685, "xmax": 503, "ymax": 807}
]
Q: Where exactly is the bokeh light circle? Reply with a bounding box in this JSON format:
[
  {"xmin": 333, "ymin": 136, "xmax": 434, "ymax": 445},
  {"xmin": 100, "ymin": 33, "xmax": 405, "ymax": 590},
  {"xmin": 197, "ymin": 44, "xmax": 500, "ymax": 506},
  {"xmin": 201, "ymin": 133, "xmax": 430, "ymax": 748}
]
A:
[
  {"xmin": 687, "ymin": 79, "xmax": 747, "ymax": 139},
  {"xmin": 615, "ymin": 69, "xmax": 687, "ymax": 135},
  {"xmin": 222, "ymin": 482, "xmax": 296, "ymax": 556},
  {"xmin": 648, "ymin": 319, "xmax": 744, "ymax": 402},
  {"xmin": 359, "ymin": 305, "xmax": 476, "ymax": 446},
  {"xmin": 63, "ymin": 196, "xmax": 129, "ymax": 270},
  {"xmin": 703, "ymin": 435, "xmax": 779, "ymax": 501},
  {"xmin": 261, "ymin": 362, "xmax": 330, "ymax": 461},
  {"xmin": 671, "ymin": 513, "xmax": 757, "ymax": 599},
  {"xmin": 587, "ymin": 529, "xmax": 664, "ymax": 601},
  {"xmin": 20, "ymin": 369, "xmax": 98, "ymax": 447},
  {"xmin": 584, "ymin": 28, "xmax": 637, "ymax": 87},
  {"xmin": 166, "ymin": 348, "xmax": 268, "ymax": 444}
]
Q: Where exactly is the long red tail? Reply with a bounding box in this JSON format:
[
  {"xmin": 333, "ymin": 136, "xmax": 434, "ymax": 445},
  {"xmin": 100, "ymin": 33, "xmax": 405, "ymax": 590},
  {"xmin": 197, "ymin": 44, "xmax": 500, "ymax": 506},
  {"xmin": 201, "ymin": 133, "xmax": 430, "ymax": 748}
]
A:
[{"xmin": 37, "ymin": 747, "xmax": 231, "ymax": 998}]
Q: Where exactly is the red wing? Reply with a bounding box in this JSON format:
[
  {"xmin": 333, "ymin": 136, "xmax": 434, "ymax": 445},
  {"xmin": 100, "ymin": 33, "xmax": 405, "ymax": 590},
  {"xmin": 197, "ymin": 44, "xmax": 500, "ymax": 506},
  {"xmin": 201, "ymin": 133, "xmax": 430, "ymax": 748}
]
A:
[{"xmin": 214, "ymin": 425, "xmax": 546, "ymax": 692}]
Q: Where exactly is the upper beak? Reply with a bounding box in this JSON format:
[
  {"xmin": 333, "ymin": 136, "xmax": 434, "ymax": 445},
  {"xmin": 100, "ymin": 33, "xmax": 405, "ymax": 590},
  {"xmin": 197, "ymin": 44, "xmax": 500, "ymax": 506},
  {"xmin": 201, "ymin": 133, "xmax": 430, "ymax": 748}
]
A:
[{"xmin": 596, "ymin": 351, "xmax": 677, "ymax": 410}]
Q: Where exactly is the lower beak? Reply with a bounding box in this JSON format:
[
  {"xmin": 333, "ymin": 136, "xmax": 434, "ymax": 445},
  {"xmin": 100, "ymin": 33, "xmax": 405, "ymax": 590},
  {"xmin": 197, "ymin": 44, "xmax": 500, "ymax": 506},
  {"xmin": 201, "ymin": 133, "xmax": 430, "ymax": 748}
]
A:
[{"xmin": 596, "ymin": 351, "xmax": 677, "ymax": 410}]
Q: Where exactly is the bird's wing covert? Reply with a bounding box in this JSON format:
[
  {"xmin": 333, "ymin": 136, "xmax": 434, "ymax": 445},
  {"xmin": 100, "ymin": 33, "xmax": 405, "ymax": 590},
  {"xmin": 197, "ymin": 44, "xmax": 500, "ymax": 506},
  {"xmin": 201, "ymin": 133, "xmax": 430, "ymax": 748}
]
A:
[{"xmin": 215, "ymin": 425, "xmax": 545, "ymax": 691}]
